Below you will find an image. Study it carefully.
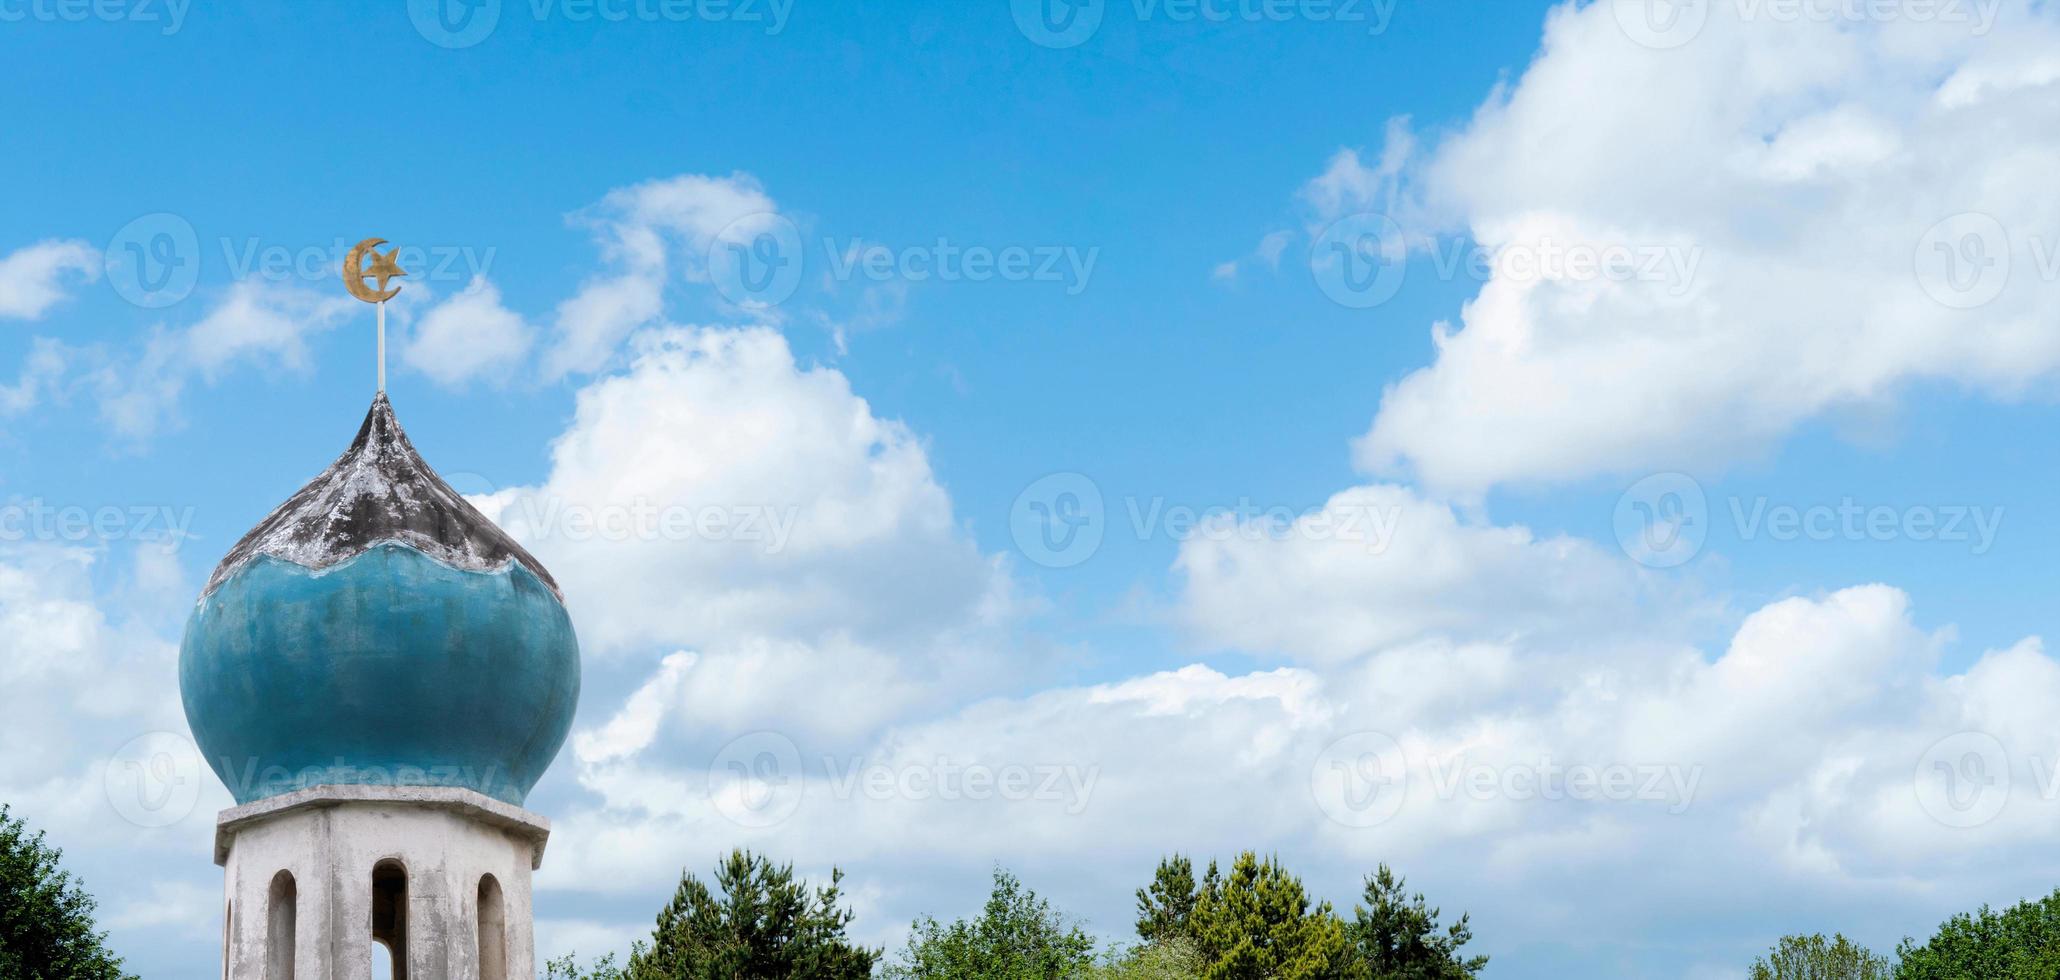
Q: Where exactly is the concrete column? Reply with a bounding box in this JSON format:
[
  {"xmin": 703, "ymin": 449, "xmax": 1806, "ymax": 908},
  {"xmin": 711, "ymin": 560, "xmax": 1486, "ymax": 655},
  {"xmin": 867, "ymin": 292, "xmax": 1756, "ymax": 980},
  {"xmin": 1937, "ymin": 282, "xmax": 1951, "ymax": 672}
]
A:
[{"xmin": 213, "ymin": 786, "xmax": 550, "ymax": 980}]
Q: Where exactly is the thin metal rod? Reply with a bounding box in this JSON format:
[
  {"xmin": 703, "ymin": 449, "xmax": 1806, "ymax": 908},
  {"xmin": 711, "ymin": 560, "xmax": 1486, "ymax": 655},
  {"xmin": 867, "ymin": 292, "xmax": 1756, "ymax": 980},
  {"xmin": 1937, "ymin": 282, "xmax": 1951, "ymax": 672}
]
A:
[{"xmin": 377, "ymin": 301, "xmax": 387, "ymax": 394}]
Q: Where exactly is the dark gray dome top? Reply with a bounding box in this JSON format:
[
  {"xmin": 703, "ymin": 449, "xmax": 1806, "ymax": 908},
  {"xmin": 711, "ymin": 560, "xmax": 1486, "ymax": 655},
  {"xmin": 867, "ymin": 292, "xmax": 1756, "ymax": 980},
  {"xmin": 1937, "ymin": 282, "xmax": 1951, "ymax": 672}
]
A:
[{"xmin": 201, "ymin": 393, "xmax": 561, "ymax": 601}]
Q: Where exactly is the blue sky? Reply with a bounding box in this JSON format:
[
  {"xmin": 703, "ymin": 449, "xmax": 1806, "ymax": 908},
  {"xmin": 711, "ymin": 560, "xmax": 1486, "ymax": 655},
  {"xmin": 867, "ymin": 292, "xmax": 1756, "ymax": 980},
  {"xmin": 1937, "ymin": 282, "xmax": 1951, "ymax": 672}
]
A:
[{"xmin": 6, "ymin": 1, "xmax": 2060, "ymax": 977}]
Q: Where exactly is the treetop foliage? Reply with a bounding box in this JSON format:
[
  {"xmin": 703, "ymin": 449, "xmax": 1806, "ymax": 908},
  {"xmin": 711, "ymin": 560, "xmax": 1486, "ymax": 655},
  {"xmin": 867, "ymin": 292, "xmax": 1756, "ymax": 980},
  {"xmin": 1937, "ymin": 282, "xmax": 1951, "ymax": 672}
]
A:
[{"xmin": 0, "ymin": 805, "xmax": 132, "ymax": 980}]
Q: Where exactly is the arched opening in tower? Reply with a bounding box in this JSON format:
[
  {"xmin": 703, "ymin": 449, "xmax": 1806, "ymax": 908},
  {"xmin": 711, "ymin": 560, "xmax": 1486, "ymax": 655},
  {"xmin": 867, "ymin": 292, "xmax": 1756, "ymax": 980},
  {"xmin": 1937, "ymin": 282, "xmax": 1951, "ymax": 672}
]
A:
[
  {"xmin": 371, "ymin": 860, "xmax": 409, "ymax": 980},
  {"xmin": 267, "ymin": 871, "xmax": 296, "ymax": 980},
  {"xmin": 477, "ymin": 874, "xmax": 508, "ymax": 980}
]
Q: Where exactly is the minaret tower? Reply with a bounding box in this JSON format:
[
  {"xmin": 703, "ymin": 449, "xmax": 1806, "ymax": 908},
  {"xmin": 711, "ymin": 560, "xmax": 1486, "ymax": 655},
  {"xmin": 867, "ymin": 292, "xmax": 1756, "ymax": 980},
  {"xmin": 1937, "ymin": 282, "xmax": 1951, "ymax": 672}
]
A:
[{"xmin": 179, "ymin": 241, "xmax": 581, "ymax": 980}]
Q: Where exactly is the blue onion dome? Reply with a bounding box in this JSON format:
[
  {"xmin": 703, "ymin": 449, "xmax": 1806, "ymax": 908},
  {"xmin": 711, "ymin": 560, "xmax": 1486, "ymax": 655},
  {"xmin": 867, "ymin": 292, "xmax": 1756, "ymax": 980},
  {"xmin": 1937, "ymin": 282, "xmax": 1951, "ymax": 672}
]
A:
[{"xmin": 180, "ymin": 394, "xmax": 579, "ymax": 807}]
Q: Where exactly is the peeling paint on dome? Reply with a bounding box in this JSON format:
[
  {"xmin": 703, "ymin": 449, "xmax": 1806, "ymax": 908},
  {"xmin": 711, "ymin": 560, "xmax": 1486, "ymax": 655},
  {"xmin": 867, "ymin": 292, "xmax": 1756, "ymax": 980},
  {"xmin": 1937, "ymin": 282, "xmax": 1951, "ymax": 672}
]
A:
[{"xmin": 201, "ymin": 392, "xmax": 561, "ymax": 601}]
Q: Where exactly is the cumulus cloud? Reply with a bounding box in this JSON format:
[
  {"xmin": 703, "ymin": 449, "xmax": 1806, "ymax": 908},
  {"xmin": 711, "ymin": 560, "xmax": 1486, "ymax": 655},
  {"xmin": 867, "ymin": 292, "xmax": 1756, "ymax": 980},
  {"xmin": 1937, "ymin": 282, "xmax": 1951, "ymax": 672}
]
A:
[
  {"xmin": 403, "ymin": 276, "xmax": 536, "ymax": 387},
  {"xmin": 1296, "ymin": 1, "xmax": 2060, "ymax": 494},
  {"xmin": 1175, "ymin": 483, "xmax": 1669, "ymax": 663},
  {"xmin": 482, "ymin": 324, "xmax": 1023, "ymax": 739},
  {"xmin": 0, "ymin": 240, "xmax": 97, "ymax": 321},
  {"xmin": 543, "ymin": 174, "xmax": 782, "ymax": 379}
]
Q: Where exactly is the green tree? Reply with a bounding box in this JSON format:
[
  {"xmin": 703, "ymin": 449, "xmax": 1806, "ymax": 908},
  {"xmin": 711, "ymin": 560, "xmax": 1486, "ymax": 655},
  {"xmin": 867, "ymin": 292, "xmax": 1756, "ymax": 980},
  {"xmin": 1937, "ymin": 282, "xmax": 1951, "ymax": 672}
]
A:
[
  {"xmin": 0, "ymin": 804, "xmax": 132, "ymax": 980},
  {"xmin": 543, "ymin": 950, "xmax": 629, "ymax": 980},
  {"xmin": 1748, "ymin": 933, "xmax": 1888, "ymax": 979},
  {"xmin": 1346, "ymin": 866, "xmax": 1486, "ymax": 979},
  {"xmin": 885, "ymin": 867, "xmax": 1097, "ymax": 979},
  {"xmin": 1136, "ymin": 856, "xmax": 1199, "ymax": 945},
  {"xmin": 1091, "ymin": 939, "xmax": 1206, "ymax": 980},
  {"xmin": 1895, "ymin": 889, "xmax": 2060, "ymax": 979},
  {"xmin": 622, "ymin": 850, "xmax": 877, "ymax": 980},
  {"xmin": 1186, "ymin": 852, "xmax": 1358, "ymax": 980}
]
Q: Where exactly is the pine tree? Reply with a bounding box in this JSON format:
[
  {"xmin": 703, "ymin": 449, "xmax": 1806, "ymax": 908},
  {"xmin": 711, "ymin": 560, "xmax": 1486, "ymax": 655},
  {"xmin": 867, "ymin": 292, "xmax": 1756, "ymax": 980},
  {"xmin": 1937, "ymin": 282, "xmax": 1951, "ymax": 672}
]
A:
[
  {"xmin": 624, "ymin": 850, "xmax": 877, "ymax": 980},
  {"xmin": 1135, "ymin": 856, "xmax": 1199, "ymax": 945},
  {"xmin": 1186, "ymin": 852, "xmax": 1358, "ymax": 980},
  {"xmin": 1346, "ymin": 866, "xmax": 1486, "ymax": 979}
]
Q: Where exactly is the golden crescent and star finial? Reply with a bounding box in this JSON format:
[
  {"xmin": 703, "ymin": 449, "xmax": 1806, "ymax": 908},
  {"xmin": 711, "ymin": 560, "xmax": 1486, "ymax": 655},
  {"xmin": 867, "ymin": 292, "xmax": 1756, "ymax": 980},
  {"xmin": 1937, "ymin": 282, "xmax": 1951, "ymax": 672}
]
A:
[
  {"xmin": 343, "ymin": 237, "xmax": 406, "ymax": 394},
  {"xmin": 342, "ymin": 237, "xmax": 407, "ymax": 303}
]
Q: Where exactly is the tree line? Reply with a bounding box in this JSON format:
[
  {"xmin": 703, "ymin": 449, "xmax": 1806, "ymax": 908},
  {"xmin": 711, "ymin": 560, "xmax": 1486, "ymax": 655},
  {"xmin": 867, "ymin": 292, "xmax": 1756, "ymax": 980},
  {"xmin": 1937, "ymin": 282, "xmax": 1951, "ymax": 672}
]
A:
[
  {"xmin": 6, "ymin": 802, "xmax": 2060, "ymax": 979},
  {"xmin": 544, "ymin": 850, "xmax": 1486, "ymax": 980},
  {"xmin": 542, "ymin": 848, "xmax": 2060, "ymax": 980}
]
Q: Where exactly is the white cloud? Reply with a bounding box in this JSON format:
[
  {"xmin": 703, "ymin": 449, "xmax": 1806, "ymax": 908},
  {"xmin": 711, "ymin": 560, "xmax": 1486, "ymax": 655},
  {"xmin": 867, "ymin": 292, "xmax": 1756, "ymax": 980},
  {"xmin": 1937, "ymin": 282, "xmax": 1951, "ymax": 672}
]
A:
[
  {"xmin": 86, "ymin": 280, "xmax": 354, "ymax": 440},
  {"xmin": 1295, "ymin": 2, "xmax": 2060, "ymax": 495},
  {"xmin": 403, "ymin": 276, "xmax": 536, "ymax": 387},
  {"xmin": 1175, "ymin": 483, "xmax": 1669, "ymax": 663},
  {"xmin": 483, "ymin": 324, "xmax": 1024, "ymax": 740},
  {"xmin": 0, "ymin": 337, "xmax": 73, "ymax": 416},
  {"xmin": 543, "ymin": 174, "xmax": 782, "ymax": 379},
  {"xmin": 543, "ymin": 555, "xmax": 2060, "ymax": 970},
  {"xmin": 1213, "ymin": 229, "xmax": 1296, "ymax": 283},
  {"xmin": 0, "ymin": 240, "xmax": 97, "ymax": 321},
  {"xmin": 183, "ymin": 280, "xmax": 354, "ymax": 379}
]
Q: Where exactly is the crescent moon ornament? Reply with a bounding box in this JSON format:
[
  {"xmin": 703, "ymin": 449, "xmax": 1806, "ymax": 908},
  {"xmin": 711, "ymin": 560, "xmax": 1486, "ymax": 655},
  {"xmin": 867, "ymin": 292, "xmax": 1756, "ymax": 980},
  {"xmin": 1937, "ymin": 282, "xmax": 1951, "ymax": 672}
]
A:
[{"xmin": 342, "ymin": 237, "xmax": 408, "ymax": 303}]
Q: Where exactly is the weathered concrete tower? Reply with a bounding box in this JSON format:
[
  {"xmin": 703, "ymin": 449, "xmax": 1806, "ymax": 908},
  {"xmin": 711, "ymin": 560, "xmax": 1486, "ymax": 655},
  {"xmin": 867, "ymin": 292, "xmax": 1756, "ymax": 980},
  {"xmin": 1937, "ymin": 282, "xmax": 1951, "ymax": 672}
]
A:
[{"xmin": 179, "ymin": 394, "xmax": 581, "ymax": 980}]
